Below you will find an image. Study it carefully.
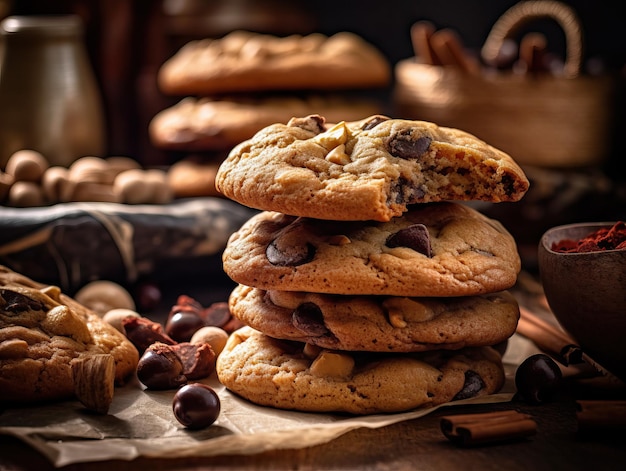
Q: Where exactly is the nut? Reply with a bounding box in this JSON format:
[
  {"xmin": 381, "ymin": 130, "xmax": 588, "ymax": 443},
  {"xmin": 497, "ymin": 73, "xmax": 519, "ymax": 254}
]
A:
[
  {"xmin": 113, "ymin": 169, "xmax": 152, "ymax": 204},
  {"xmin": 74, "ymin": 280, "xmax": 136, "ymax": 315},
  {"xmin": 68, "ymin": 156, "xmax": 111, "ymax": 184},
  {"xmin": 41, "ymin": 166, "xmax": 69, "ymax": 202},
  {"xmin": 71, "ymin": 354, "xmax": 116, "ymax": 414},
  {"xmin": 5, "ymin": 149, "xmax": 49, "ymax": 182},
  {"xmin": 325, "ymin": 143, "xmax": 351, "ymax": 165},
  {"xmin": 7, "ymin": 181, "xmax": 44, "ymax": 207},
  {"xmin": 313, "ymin": 121, "xmax": 349, "ymax": 151},
  {"xmin": 190, "ymin": 326, "xmax": 229, "ymax": 355},
  {"xmin": 383, "ymin": 297, "xmax": 434, "ymax": 328},
  {"xmin": 310, "ymin": 350, "xmax": 354, "ymax": 378}
]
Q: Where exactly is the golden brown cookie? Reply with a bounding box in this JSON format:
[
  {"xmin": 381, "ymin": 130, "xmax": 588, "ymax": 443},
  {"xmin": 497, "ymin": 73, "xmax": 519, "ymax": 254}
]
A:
[
  {"xmin": 216, "ymin": 326, "xmax": 505, "ymax": 414},
  {"xmin": 216, "ymin": 115, "xmax": 529, "ymax": 222},
  {"xmin": 150, "ymin": 96, "xmax": 382, "ymax": 152},
  {"xmin": 222, "ymin": 202, "xmax": 521, "ymax": 297},
  {"xmin": 0, "ymin": 265, "xmax": 139, "ymax": 404},
  {"xmin": 228, "ymin": 285, "xmax": 519, "ymax": 352},
  {"xmin": 158, "ymin": 31, "xmax": 391, "ymax": 95}
]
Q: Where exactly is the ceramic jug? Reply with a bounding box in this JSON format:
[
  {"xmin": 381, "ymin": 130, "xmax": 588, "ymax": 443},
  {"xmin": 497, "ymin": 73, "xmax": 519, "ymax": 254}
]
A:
[{"xmin": 0, "ymin": 15, "xmax": 105, "ymax": 168}]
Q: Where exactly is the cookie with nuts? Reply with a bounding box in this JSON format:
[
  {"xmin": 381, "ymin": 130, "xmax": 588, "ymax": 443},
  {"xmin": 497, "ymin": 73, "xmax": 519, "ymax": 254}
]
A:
[
  {"xmin": 228, "ymin": 285, "xmax": 519, "ymax": 352},
  {"xmin": 158, "ymin": 31, "xmax": 390, "ymax": 95},
  {"xmin": 0, "ymin": 265, "xmax": 139, "ymax": 406},
  {"xmin": 215, "ymin": 114, "xmax": 529, "ymax": 222},
  {"xmin": 222, "ymin": 202, "xmax": 521, "ymax": 297},
  {"xmin": 216, "ymin": 326, "xmax": 505, "ymax": 414}
]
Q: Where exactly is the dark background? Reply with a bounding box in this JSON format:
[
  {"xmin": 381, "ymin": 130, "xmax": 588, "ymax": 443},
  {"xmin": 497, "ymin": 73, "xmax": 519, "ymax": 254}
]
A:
[{"xmin": 4, "ymin": 0, "xmax": 626, "ymax": 165}]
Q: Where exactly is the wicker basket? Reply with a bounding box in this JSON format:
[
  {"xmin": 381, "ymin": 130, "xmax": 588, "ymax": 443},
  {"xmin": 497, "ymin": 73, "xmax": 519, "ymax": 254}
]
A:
[{"xmin": 393, "ymin": 1, "xmax": 617, "ymax": 168}]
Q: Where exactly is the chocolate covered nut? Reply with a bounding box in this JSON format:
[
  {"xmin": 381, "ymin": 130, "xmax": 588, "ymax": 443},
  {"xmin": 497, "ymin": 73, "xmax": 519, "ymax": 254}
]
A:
[
  {"xmin": 201, "ymin": 301, "xmax": 232, "ymax": 328},
  {"xmin": 174, "ymin": 342, "xmax": 216, "ymax": 380},
  {"xmin": 386, "ymin": 223, "xmax": 432, "ymax": 257},
  {"xmin": 137, "ymin": 342, "xmax": 187, "ymax": 390},
  {"xmin": 122, "ymin": 316, "xmax": 176, "ymax": 353}
]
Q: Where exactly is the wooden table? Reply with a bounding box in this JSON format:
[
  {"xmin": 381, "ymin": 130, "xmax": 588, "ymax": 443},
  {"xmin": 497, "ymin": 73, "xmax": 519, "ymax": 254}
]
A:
[
  {"xmin": 2, "ymin": 276, "xmax": 625, "ymax": 470},
  {"xmin": 2, "ymin": 382, "xmax": 625, "ymax": 471}
]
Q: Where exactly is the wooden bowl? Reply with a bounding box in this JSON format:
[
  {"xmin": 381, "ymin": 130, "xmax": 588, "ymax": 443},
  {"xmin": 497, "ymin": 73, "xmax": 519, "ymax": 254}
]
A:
[{"xmin": 538, "ymin": 222, "xmax": 626, "ymax": 382}]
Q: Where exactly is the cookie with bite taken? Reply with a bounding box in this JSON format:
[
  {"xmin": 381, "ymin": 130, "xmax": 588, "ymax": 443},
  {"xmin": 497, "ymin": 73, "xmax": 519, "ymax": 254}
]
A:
[
  {"xmin": 215, "ymin": 114, "xmax": 529, "ymax": 222},
  {"xmin": 216, "ymin": 326, "xmax": 505, "ymax": 414}
]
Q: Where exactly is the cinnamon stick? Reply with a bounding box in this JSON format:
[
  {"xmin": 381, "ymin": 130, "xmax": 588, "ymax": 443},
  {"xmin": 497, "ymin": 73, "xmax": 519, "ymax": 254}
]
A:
[
  {"xmin": 517, "ymin": 306, "xmax": 577, "ymax": 365},
  {"xmin": 410, "ymin": 21, "xmax": 441, "ymax": 65},
  {"xmin": 576, "ymin": 400, "xmax": 626, "ymax": 431},
  {"xmin": 441, "ymin": 410, "xmax": 537, "ymax": 446},
  {"xmin": 516, "ymin": 32, "xmax": 548, "ymax": 74},
  {"xmin": 429, "ymin": 28, "xmax": 481, "ymax": 75}
]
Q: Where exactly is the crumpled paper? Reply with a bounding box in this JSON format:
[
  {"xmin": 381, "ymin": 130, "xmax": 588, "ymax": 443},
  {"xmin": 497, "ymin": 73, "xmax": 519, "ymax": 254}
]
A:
[{"xmin": 0, "ymin": 335, "xmax": 538, "ymax": 467}]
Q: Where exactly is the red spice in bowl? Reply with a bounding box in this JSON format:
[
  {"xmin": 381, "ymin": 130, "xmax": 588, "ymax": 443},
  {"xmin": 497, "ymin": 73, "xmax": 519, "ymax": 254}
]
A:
[{"xmin": 551, "ymin": 221, "xmax": 626, "ymax": 253}]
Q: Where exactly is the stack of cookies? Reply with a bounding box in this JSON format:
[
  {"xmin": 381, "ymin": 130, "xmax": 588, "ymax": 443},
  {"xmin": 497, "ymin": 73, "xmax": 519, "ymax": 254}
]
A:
[
  {"xmin": 214, "ymin": 114, "xmax": 530, "ymax": 415},
  {"xmin": 149, "ymin": 31, "xmax": 390, "ymax": 198}
]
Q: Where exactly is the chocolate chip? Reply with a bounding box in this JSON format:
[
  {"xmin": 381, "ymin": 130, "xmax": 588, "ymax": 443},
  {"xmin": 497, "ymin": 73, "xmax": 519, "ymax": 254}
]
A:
[
  {"xmin": 361, "ymin": 115, "xmax": 390, "ymax": 130},
  {"xmin": 266, "ymin": 229, "xmax": 316, "ymax": 267},
  {"xmin": 0, "ymin": 288, "xmax": 46, "ymax": 314},
  {"xmin": 292, "ymin": 303, "xmax": 330, "ymax": 337},
  {"xmin": 386, "ymin": 130, "xmax": 432, "ymax": 160},
  {"xmin": 386, "ymin": 224, "xmax": 432, "ymax": 257},
  {"xmin": 287, "ymin": 115, "xmax": 325, "ymax": 134},
  {"xmin": 453, "ymin": 370, "xmax": 485, "ymax": 400}
]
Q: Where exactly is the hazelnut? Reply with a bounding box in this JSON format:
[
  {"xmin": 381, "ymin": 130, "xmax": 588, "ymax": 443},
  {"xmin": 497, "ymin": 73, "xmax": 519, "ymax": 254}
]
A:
[
  {"xmin": 74, "ymin": 280, "xmax": 136, "ymax": 316},
  {"xmin": 68, "ymin": 156, "xmax": 111, "ymax": 184},
  {"xmin": 144, "ymin": 169, "xmax": 173, "ymax": 204},
  {"xmin": 8, "ymin": 181, "xmax": 44, "ymax": 207},
  {"xmin": 190, "ymin": 326, "xmax": 229, "ymax": 355},
  {"xmin": 113, "ymin": 169, "xmax": 152, "ymax": 204},
  {"xmin": 5, "ymin": 149, "xmax": 49, "ymax": 182},
  {"xmin": 41, "ymin": 166, "xmax": 69, "ymax": 202}
]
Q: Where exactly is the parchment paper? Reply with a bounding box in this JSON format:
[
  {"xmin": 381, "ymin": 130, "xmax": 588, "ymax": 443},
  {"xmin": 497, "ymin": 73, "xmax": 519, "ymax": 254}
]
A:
[{"xmin": 0, "ymin": 335, "xmax": 538, "ymax": 467}]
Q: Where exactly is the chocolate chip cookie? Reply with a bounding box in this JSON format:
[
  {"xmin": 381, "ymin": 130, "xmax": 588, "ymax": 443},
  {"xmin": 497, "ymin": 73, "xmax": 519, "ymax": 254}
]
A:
[
  {"xmin": 228, "ymin": 285, "xmax": 519, "ymax": 352},
  {"xmin": 0, "ymin": 265, "xmax": 139, "ymax": 404},
  {"xmin": 216, "ymin": 115, "xmax": 529, "ymax": 222},
  {"xmin": 216, "ymin": 326, "xmax": 505, "ymax": 414},
  {"xmin": 158, "ymin": 31, "xmax": 391, "ymax": 95},
  {"xmin": 222, "ymin": 202, "xmax": 521, "ymax": 297}
]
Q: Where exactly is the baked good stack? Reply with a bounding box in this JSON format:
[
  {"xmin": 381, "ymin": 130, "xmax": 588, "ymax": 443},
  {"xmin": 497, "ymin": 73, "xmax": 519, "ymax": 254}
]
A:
[
  {"xmin": 214, "ymin": 114, "xmax": 530, "ymax": 415},
  {"xmin": 150, "ymin": 31, "xmax": 391, "ymax": 198}
]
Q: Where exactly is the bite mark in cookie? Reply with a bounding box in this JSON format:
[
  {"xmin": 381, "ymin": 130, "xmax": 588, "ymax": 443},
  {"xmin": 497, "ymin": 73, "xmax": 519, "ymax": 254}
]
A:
[{"xmin": 216, "ymin": 115, "xmax": 529, "ymax": 222}]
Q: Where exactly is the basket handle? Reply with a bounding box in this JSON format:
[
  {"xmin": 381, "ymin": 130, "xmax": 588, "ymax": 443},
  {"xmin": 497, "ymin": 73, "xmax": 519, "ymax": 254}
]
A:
[{"xmin": 481, "ymin": 1, "xmax": 583, "ymax": 78}]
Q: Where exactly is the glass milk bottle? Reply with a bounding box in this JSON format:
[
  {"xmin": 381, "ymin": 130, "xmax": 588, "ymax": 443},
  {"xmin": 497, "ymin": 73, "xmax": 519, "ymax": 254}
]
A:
[{"xmin": 0, "ymin": 15, "xmax": 105, "ymax": 168}]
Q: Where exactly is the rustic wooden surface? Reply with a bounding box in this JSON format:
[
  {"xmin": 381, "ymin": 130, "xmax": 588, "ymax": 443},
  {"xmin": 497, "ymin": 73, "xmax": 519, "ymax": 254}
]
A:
[
  {"xmin": 2, "ymin": 386, "xmax": 625, "ymax": 471},
  {"xmin": 2, "ymin": 276, "xmax": 625, "ymax": 470}
]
